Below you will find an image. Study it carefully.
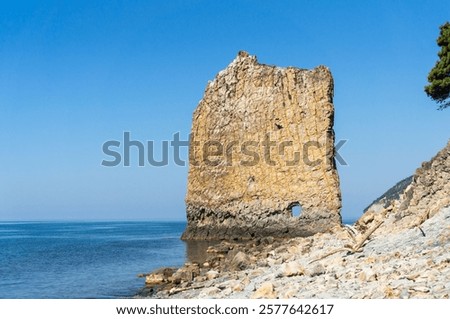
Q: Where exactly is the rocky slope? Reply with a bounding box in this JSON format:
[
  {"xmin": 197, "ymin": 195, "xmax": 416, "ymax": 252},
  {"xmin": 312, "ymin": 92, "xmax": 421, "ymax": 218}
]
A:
[
  {"xmin": 363, "ymin": 176, "xmax": 413, "ymax": 213},
  {"xmin": 357, "ymin": 140, "xmax": 450, "ymax": 234}
]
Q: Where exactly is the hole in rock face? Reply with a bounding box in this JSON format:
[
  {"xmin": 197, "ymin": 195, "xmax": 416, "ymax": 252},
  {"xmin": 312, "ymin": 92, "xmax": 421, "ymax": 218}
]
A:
[{"xmin": 290, "ymin": 203, "xmax": 302, "ymax": 217}]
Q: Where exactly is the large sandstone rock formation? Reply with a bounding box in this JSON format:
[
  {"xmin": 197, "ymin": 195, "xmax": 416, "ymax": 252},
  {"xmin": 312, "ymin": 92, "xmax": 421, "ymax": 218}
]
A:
[
  {"xmin": 183, "ymin": 51, "xmax": 342, "ymax": 240},
  {"xmin": 358, "ymin": 140, "xmax": 450, "ymax": 233}
]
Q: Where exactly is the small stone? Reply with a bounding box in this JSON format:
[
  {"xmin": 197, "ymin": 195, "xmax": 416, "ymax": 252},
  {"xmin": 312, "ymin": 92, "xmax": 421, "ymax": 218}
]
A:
[
  {"xmin": 431, "ymin": 284, "xmax": 445, "ymax": 294},
  {"xmin": 229, "ymin": 251, "xmax": 251, "ymax": 271},
  {"xmin": 145, "ymin": 273, "xmax": 165, "ymax": 285},
  {"xmin": 384, "ymin": 285, "xmax": 401, "ymax": 298},
  {"xmin": 427, "ymin": 273, "xmax": 437, "ymax": 282},
  {"xmin": 261, "ymin": 236, "xmax": 275, "ymax": 245},
  {"xmin": 249, "ymin": 269, "xmax": 265, "ymax": 278},
  {"xmin": 222, "ymin": 287, "xmax": 232, "ymax": 296},
  {"xmin": 241, "ymin": 276, "xmax": 251, "ymax": 287},
  {"xmin": 251, "ymin": 282, "xmax": 276, "ymax": 299},
  {"xmin": 170, "ymin": 264, "xmax": 199, "ymax": 284},
  {"xmin": 405, "ymin": 273, "xmax": 420, "ymax": 281},
  {"xmin": 233, "ymin": 283, "xmax": 244, "ymax": 292},
  {"xmin": 400, "ymin": 288, "xmax": 410, "ymax": 299},
  {"xmin": 206, "ymin": 247, "xmax": 218, "ymax": 254},
  {"xmin": 199, "ymin": 287, "xmax": 221, "ymax": 298},
  {"xmin": 206, "ymin": 270, "xmax": 219, "ymax": 280},
  {"xmin": 256, "ymin": 259, "xmax": 269, "ymax": 267},
  {"xmin": 287, "ymin": 245, "xmax": 301, "ymax": 255},
  {"xmin": 365, "ymin": 256, "xmax": 377, "ymax": 263},
  {"xmin": 144, "ymin": 267, "xmax": 176, "ymax": 285},
  {"xmin": 194, "ymin": 276, "xmax": 206, "ymax": 283},
  {"xmin": 273, "ymin": 258, "xmax": 283, "ymax": 265},
  {"xmin": 267, "ymin": 257, "xmax": 276, "ymax": 266},
  {"xmin": 282, "ymin": 261, "xmax": 305, "ymax": 277},
  {"xmin": 171, "ymin": 271, "xmax": 183, "ymax": 284},
  {"xmin": 358, "ymin": 268, "xmax": 377, "ymax": 282},
  {"xmin": 308, "ymin": 264, "xmax": 325, "ymax": 277},
  {"xmin": 282, "ymin": 290, "xmax": 297, "ymax": 298},
  {"xmin": 409, "ymin": 286, "xmax": 430, "ymax": 293}
]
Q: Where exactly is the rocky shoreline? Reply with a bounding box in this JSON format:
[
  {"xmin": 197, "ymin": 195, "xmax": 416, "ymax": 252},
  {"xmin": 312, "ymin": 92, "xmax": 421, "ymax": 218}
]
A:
[
  {"xmin": 134, "ymin": 140, "xmax": 450, "ymax": 299},
  {"xmin": 137, "ymin": 205, "xmax": 449, "ymax": 299}
]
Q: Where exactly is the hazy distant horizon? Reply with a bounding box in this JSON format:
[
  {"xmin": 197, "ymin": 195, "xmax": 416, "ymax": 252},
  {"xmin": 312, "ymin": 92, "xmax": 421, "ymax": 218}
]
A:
[{"xmin": 0, "ymin": 214, "xmax": 364, "ymax": 225}]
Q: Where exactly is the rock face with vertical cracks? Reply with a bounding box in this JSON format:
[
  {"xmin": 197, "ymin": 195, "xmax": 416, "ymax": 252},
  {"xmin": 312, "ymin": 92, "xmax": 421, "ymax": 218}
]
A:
[{"xmin": 182, "ymin": 51, "xmax": 342, "ymax": 240}]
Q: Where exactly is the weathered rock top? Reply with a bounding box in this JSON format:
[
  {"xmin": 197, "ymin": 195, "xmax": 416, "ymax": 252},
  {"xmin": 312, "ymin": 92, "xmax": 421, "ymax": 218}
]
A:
[{"xmin": 183, "ymin": 51, "xmax": 342, "ymax": 240}]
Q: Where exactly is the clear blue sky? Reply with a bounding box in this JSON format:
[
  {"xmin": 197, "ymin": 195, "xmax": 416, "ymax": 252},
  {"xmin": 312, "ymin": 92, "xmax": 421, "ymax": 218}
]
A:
[{"xmin": 1, "ymin": 0, "xmax": 449, "ymax": 221}]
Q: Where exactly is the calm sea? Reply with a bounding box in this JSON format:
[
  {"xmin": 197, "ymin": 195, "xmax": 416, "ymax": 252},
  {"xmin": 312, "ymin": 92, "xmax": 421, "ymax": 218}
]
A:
[
  {"xmin": 0, "ymin": 219, "xmax": 356, "ymax": 299},
  {"xmin": 0, "ymin": 221, "xmax": 187, "ymax": 298}
]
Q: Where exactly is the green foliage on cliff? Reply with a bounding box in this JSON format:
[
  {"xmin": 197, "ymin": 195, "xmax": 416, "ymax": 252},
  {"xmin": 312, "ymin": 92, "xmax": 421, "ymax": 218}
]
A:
[{"xmin": 425, "ymin": 22, "xmax": 450, "ymax": 110}]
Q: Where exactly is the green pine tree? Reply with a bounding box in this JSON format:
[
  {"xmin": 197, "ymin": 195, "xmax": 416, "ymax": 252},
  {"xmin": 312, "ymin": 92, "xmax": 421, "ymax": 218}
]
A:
[{"xmin": 425, "ymin": 22, "xmax": 450, "ymax": 110}]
